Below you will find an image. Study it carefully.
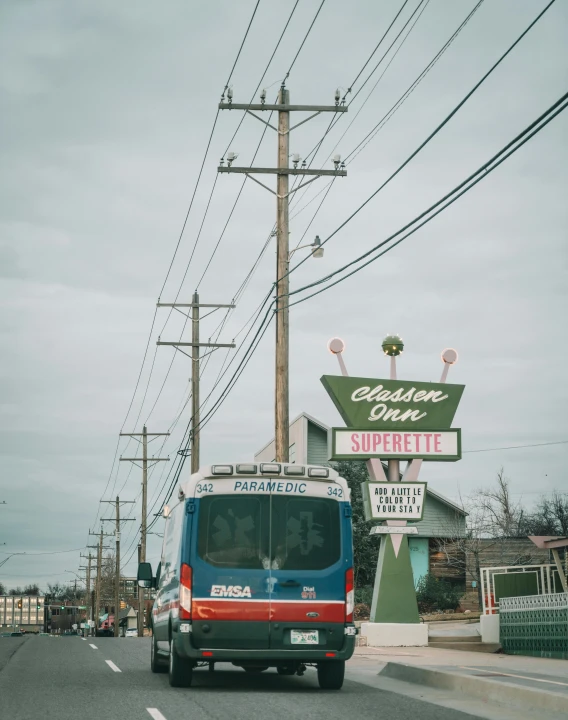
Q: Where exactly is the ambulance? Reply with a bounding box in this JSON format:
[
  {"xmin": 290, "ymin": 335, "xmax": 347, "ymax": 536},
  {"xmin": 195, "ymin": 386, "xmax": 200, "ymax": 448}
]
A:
[{"xmin": 137, "ymin": 462, "xmax": 356, "ymax": 689}]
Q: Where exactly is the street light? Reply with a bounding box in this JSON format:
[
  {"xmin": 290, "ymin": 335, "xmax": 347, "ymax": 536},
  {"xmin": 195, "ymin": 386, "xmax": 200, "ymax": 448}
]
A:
[{"xmin": 288, "ymin": 235, "xmax": 324, "ymax": 261}]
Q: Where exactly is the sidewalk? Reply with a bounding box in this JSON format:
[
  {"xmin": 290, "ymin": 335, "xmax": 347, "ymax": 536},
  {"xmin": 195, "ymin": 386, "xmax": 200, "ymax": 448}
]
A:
[{"xmin": 347, "ymin": 645, "xmax": 568, "ymax": 719}]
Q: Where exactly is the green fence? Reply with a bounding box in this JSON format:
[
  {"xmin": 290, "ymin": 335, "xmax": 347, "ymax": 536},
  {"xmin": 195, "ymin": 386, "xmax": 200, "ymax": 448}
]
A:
[{"xmin": 500, "ymin": 592, "xmax": 568, "ymax": 660}]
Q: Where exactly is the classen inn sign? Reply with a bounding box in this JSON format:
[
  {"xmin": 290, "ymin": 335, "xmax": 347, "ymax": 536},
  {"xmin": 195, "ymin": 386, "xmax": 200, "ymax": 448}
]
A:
[{"xmin": 321, "ymin": 337, "xmax": 464, "ymax": 643}]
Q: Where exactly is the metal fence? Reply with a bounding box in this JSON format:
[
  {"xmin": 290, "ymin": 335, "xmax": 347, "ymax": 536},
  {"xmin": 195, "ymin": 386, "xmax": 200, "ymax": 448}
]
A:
[
  {"xmin": 500, "ymin": 592, "xmax": 568, "ymax": 659},
  {"xmin": 480, "ymin": 564, "xmax": 560, "ymax": 615}
]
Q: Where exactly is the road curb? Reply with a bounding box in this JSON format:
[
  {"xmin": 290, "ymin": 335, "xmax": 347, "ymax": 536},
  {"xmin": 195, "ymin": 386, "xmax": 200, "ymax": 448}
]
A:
[{"xmin": 379, "ymin": 661, "xmax": 568, "ymax": 715}]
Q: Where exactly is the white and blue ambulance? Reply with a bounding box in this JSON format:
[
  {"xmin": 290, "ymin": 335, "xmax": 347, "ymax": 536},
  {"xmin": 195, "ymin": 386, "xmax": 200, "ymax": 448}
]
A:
[{"xmin": 138, "ymin": 462, "xmax": 356, "ymax": 689}]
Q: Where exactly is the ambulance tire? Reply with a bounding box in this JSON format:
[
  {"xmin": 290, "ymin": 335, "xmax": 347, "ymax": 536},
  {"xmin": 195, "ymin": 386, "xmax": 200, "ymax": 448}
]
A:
[
  {"xmin": 168, "ymin": 639, "xmax": 193, "ymax": 688},
  {"xmin": 317, "ymin": 660, "xmax": 345, "ymax": 690},
  {"xmin": 151, "ymin": 634, "xmax": 167, "ymax": 674}
]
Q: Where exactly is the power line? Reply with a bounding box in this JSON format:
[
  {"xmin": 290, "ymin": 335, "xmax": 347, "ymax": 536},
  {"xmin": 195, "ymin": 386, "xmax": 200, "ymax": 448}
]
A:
[
  {"xmin": 343, "ymin": 0, "xmax": 412, "ymax": 98},
  {"xmin": 328, "ymin": 0, "xmax": 437, "ymax": 162},
  {"xmin": 283, "ymin": 0, "xmax": 327, "ymax": 83},
  {"xmin": 286, "ymin": 90, "xmax": 568, "ymax": 307},
  {"xmin": 89, "ymin": 4, "xmax": 263, "ymax": 531},
  {"xmin": 344, "ymin": 0, "xmax": 485, "ymax": 165},
  {"xmin": 285, "ymin": 0, "xmax": 558, "ymax": 283},
  {"xmin": 158, "ymin": 0, "xmax": 262, "ymax": 300},
  {"xmin": 464, "ymin": 441, "xmax": 568, "ymax": 454}
]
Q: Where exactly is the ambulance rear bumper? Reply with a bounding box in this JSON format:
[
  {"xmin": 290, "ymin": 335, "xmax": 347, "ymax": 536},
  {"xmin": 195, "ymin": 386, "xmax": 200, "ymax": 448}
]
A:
[{"xmin": 173, "ymin": 626, "xmax": 356, "ymax": 662}]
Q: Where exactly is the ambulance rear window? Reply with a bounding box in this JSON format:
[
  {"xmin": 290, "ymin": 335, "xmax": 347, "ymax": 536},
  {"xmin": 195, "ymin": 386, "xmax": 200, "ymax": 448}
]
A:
[
  {"xmin": 197, "ymin": 494, "xmax": 341, "ymax": 571},
  {"xmin": 197, "ymin": 496, "xmax": 269, "ymax": 569},
  {"xmin": 271, "ymin": 496, "xmax": 340, "ymax": 571}
]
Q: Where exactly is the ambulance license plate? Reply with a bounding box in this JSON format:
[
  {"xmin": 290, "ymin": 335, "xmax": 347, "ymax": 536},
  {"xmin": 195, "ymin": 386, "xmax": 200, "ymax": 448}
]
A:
[{"xmin": 291, "ymin": 630, "xmax": 319, "ymax": 645}]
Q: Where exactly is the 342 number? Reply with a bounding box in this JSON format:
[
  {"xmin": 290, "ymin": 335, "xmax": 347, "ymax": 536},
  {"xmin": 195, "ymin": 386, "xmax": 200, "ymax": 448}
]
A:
[
  {"xmin": 327, "ymin": 486, "xmax": 343, "ymax": 498},
  {"xmin": 196, "ymin": 483, "xmax": 213, "ymax": 493}
]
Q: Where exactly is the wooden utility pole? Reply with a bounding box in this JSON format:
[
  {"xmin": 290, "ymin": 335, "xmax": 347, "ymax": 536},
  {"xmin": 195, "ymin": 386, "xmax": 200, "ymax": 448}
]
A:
[
  {"xmin": 120, "ymin": 428, "xmax": 169, "ymax": 636},
  {"xmin": 156, "ymin": 296, "xmax": 235, "ymax": 472},
  {"xmin": 101, "ymin": 496, "xmax": 135, "ymax": 637},
  {"xmin": 191, "ymin": 292, "xmax": 200, "ymax": 474},
  {"xmin": 218, "ymin": 86, "xmax": 347, "ymax": 461},
  {"xmin": 80, "ymin": 552, "xmax": 94, "ymax": 629}
]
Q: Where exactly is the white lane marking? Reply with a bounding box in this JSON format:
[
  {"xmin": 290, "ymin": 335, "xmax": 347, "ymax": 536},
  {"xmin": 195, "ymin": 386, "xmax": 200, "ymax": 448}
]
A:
[
  {"xmin": 460, "ymin": 666, "xmax": 568, "ymax": 688},
  {"xmin": 105, "ymin": 660, "xmax": 122, "ymax": 673},
  {"xmin": 89, "ymin": 644, "xmax": 98, "ymax": 649},
  {"xmin": 147, "ymin": 710, "xmax": 167, "ymax": 720}
]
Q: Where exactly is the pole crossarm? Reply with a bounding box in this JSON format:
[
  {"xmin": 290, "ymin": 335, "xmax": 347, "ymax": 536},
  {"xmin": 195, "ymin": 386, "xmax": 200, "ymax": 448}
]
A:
[
  {"xmin": 218, "ymin": 167, "xmax": 346, "ymax": 177},
  {"xmin": 219, "ymin": 103, "xmax": 347, "ymax": 112},
  {"xmin": 156, "ymin": 303, "xmax": 236, "ymax": 309},
  {"xmin": 120, "ymin": 458, "xmax": 169, "ymax": 462},
  {"xmin": 157, "ymin": 341, "xmax": 235, "ymax": 348},
  {"xmin": 119, "ymin": 433, "xmax": 170, "ymax": 437}
]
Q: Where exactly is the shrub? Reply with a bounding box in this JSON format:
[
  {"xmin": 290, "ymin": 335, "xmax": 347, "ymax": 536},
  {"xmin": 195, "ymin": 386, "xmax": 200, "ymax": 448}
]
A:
[
  {"xmin": 355, "ymin": 586, "xmax": 373, "ymax": 606},
  {"xmin": 415, "ymin": 574, "xmax": 464, "ymax": 614}
]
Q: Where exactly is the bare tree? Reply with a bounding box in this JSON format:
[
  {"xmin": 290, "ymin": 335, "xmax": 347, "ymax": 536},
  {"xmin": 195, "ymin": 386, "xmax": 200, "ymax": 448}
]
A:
[
  {"xmin": 526, "ymin": 491, "xmax": 568, "ymax": 535},
  {"xmin": 477, "ymin": 467, "xmax": 526, "ymax": 538},
  {"xmin": 434, "ymin": 468, "xmax": 543, "ymax": 610}
]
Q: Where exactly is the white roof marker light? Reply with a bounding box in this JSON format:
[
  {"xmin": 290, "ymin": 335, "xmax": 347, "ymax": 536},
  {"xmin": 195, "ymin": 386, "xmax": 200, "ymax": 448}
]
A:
[
  {"xmin": 211, "ymin": 465, "xmax": 233, "ymax": 475},
  {"xmin": 308, "ymin": 467, "xmax": 330, "ymax": 478},
  {"xmin": 260, "ymin": 463, "xmax": 281, "ymax": 474}
]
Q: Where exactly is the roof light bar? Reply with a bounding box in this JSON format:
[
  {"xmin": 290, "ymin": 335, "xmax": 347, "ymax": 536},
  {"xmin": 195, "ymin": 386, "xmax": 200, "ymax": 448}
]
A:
[
  {"xmin": 308, "ymin": 467, "xmax": 329, "ymax": 478},
  {"xmin": 284, "ymin": 465, "xmax": 305, "ymax": 476},
  {"xmin": 211, "ymin": 465, "xmax": 233, "ymax": 475},
  {"xmin": 236, "ymin": 463, "xmax": 257, "ymax": 474},
  {"xmin": 260, "ymin": 463, "xmax": 281, "ymax": 474}
]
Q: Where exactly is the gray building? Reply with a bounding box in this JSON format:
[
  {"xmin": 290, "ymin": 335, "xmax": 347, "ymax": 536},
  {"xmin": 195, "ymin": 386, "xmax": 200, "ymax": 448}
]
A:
[
  {"xmin": 255, "ymin": 412, "xmax": 467, "ymax": 589},
  {"xmin": 0, "ymin": 595, "xmax": 45, "ymax": 633}
]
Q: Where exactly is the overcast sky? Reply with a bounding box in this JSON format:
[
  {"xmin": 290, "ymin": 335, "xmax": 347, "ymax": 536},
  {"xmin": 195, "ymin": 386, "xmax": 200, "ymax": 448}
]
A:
[{"xmin": 1, "ymin": 0, "xmax": 566, "ymax": 592}]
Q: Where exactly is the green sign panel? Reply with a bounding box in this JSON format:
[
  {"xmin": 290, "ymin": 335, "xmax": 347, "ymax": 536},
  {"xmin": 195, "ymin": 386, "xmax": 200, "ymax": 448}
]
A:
[{"xmin": 321, "ymin": 375, "xmax": 464, "ymax": 430}]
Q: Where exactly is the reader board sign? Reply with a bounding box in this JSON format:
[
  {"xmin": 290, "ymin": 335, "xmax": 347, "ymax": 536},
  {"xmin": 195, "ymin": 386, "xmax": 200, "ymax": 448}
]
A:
[
  {"xmin": 362, "ymin": 481, "xmax": 427, "ymax": 522},
  {"xmin": 331, "ymin": 428, "xmax": 461, "ymax": 461}
]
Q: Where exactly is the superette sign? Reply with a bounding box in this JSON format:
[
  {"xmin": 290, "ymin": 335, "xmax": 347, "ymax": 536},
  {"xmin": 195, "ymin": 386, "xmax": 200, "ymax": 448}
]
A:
[
  {"xmin": 332, "ymin": 428, "xmax": 461, "ymax": 461},
  {"xmin": 320, "ymin": 375, "xmax": 464, "ymax": 430}
]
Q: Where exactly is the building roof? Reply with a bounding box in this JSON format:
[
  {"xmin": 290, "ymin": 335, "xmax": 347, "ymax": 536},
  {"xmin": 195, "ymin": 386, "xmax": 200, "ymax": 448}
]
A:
[{"xmin": 254, "ymin": 412, "xmax": 330, "ymax": 456}]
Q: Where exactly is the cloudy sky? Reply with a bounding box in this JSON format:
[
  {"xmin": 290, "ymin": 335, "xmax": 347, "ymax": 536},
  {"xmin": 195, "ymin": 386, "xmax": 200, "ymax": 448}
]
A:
[{"xmin": 1, "ymin": 0, "xmax": 566, "ymax": 592}]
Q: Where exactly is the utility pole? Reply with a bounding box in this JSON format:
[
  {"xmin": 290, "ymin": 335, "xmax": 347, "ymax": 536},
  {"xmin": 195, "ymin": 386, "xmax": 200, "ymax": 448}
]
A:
[
  {"xmin": 156, "ymin": 294, "xmax": 235, "ymax": 473},
  {"xmin": 88, "ymin": 529, "xmax": 112, "ymax": 630},
  {"xmin": 80, "ymin": 552, "xmax": 94, "ymax": 632},
  {"xmin": 120, "ymin": 428, "xmax": 169, "ymax": 637},
  {"xmin": 218, "ymin": 86, "xmax": 347, "ymax": 461},
  {"xmin": 101, "ymin": 496, "xmax": 135, "ymax": 637}
]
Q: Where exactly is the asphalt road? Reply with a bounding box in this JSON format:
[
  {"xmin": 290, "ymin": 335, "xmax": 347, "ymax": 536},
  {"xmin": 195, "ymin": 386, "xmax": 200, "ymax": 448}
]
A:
[{"xmin": 0, "ymin": 635, "xmax": 486, "ymax": 720}]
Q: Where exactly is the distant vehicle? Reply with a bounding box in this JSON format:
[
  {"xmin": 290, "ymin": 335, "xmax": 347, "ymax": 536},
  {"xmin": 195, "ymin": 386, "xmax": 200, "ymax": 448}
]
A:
[
  {"xmin": 1, "ymin": 632, "xmax": 12, "ymax": 637},
  {"xmin": 124, "ymin": 628, "xmax": 138, "ymax": 638},
  {"xmin": 138, "ymin": 462, "xmax": 356, "ymax": 690},
  {"xmin": 96, "ymin": 627, "xmax": 114, "ymax": 637},
  {"xmin": 10, "ymin": 632, "xmax": 23, "ymax": 637}
]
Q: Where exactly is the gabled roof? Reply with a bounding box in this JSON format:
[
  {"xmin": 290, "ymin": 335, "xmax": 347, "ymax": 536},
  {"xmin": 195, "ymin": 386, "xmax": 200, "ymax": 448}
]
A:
[{"xmin": 255, "ymin": 412, "xmax": 330, "ymax": 456}]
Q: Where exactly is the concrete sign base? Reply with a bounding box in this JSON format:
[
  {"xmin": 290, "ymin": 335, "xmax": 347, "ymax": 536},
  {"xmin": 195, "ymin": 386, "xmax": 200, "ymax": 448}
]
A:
[{"xmin": 361, "ymin": 621, "xmax": 429, "ymax": 647}]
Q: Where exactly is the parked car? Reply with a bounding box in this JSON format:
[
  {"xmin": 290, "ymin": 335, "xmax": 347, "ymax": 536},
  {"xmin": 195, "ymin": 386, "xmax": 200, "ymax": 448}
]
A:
[{"xmin": 124, "ymin": 628, "xmax": 138, "ymax": 638}]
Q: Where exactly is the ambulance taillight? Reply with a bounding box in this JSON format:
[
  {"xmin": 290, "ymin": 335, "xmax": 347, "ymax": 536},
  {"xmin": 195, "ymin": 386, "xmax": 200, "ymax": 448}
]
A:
[{"xmin": 180, "ymin": 563, "xmax": 192, "ymax": 620}]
